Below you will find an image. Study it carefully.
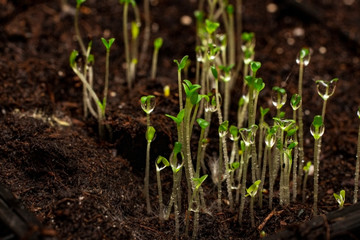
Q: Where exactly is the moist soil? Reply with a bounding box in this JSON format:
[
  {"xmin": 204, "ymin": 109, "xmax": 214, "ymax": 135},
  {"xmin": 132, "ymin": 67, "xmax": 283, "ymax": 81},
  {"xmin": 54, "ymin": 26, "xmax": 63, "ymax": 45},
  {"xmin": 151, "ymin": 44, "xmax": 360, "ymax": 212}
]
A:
[{"xmin": 1, "ymin": 0, "xmax": 360, "ymax": 239}]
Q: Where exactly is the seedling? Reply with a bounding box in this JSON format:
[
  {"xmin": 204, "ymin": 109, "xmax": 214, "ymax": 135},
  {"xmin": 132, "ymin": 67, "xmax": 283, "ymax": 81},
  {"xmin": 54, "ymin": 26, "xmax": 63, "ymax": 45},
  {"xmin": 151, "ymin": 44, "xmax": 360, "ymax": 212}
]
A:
[
  {"xmin": 100, "ymin": 37, "xmax": 115, "ymax": 117},
  {"xmin": 155, "ymin": 156, "xmax": 169, "ymax": 220},
  {"xmin": 190, "ymin": 174, "xmax": 208, "ymax": 240},
  {"xmin": 219, "ymin": 64, "xmax": 234, "ymax": 121},
  {"xmin": 310, "ymin": 115, "xmax": 325, "ymax": 215},
  {"xmin": 141, "ymin": 95, "xmax": 156, "ymax": 214},
  {"xmin": 238, "ymin": 125, "xmax": 258, "ymax": 224},
  {"xmin": 174, "ymin": 55, "xmax": 189, "ymax": 111},
  {"xmin": 246, "ymin": 180, "xmax": 261, "ymax": 227},
  {"xmin": 151, "ymin": 37, "xmax": 163, "ymax": 79},
  {"xmin": 316, "ymin": 78, "xmax": 338, "ymax": 120},
  {"xmin": 296, "ymin": 47, "xmax": 310, "ymax": 198},
  {"xmin": 271, "ymin": 86, "xmax": 287, "ymax": 117},
  {"xmin": 70, "ymin": 49, "xmax": 105, "ymax": 137},
  {"xmin": 196, "ymin": 118, "xmax": 210, "ymax": 176},
  {"xmin": 302, "ymin": 161, "xmax": 313, "ymax": 202},
  {"xmin": 355, "ymin": 107, "xmax": 360, "ymax": 204},
  {"xmin": 120, "ymin": 0, "xmax": 138, "ymax": 88},
  {"xmin": 333, "ymin": 190, "xmax": 345, "ymax": 209},
  {"xmin": 290, "ymin": 94, "xmax": 302, "ymax": 201}
]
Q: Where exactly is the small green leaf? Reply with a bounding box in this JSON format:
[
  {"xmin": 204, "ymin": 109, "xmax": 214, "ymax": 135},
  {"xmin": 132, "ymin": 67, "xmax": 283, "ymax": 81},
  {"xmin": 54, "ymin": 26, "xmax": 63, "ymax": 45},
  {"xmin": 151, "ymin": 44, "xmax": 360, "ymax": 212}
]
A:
[
  {"xmin": 246, "ymin": 180, "xmax": 261, "ymax": 197},
  {"xmin": 272, "ymin": 86, "xmax": 286, "ymax": 94},
  {"xmin": 250, "ymin": 61, "xmax": 261, "ymax": 74},
  {"xmin": 197, "ymin": 118, "xmax": 210, "ymax": 129},
  {"xmin": 173, "ymin": 142, "xmax": 182, "ymax": 155},
  {"xmin": 226, "ymin": 4, "xmax": 234, "ymax": 14},
  {"xmin": 131, "ymin": 22, "xmax": 140, "ymax": 39},
  {"xmin": 260, "ymin": 107, "xmax": 270, "ymax": 117},
  {"xmin": 193, "ymin": 174, "xmax": 208, "ymax": 190},
  {"xmin": 76, "ymin": 0, "xmax": 86, "ymax": 8},
  {"xmin": 312, "ymin": 115, "xmax": 323, "ymax": 127},
  {"xmin": 87, "ymin": 54, "xmax": 94, "ymax": 64},
  {"xmin": 219, "ymin": 121, "xmax": 229, "ymax": 132},
  {"xmin": 300, "ymin": 47, "xmax": 310, "ymax": 59},
  {"xmin": 156, "ymin": 156, "xmax": 169, "ymax": 166},
  {"xmin": 303, "ymin": 161, "xmax": 312, "ymax": 172},
  {"xmin": 211, "ymin": 66, "xmax": 218, "ymax": 79},
  {"xmin": 101, "ymin": 37, "xmax": 115, "ymax": 50},
  {"xmin": 205, "ymin": 19, "xmax": 220, "ymax": 34},
  {"xmin": 230, "ymin": 162, "xmax": 240, "ymax": 170},
  {"xmin": 241, "ymin": 32, "xmax": 254, "ymax": 42},
  {"xmin": 154, "ymin": 37, "xmax": 163, "ymax": 49},
  {"xmin": 229, "ymin": 125, "xmax": 239, "ymax": 138},
  {"xmin": 146, "ymin": 126, "xmax": 156, "ymax": 142},
  {"xmin": 254, "ymin": 77, "xmax": 265, "ymax": 92},
  {"xmin": 194, "ymin": 10, "xmax": 204, "ymax": 22},
  {"xmin": 69, "ymin": 50, "xmax": 78, "ymax": 68},
  {"xmin": 174, "ymin": 55, "xmax": 189, "ymax": 71}
]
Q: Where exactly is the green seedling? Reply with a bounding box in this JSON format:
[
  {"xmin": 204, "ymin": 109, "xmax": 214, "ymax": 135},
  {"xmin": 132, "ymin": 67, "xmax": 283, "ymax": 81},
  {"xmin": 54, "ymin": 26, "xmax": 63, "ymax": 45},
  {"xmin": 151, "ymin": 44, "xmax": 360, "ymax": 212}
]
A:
[
  {"xmin": 174, "ymin": 55, "xmax": 189, "ymax": 111},
  {"xmin": 164, "ymin": 142, "xmax": 184, "ymax": 239},
  {"xmin": 246, "ymin": 180, "xmax": 261, "ymax": 227},
  {"xmin": 100, "ymin": 37, "xmax": 115, "ymax": 117},
  {"xmin": 141, "ymin": 95, "xmax": 156, "ymax": 214},
  {"xmin": 333, "ymin": 190, "xmax": 345, "ymax": 209},
  {"xmin": 272, "ymin": 86, "xmax": 287, "ymax": 117},
  {"xmin": 264, "ymin": 126, "xmax": 278, "ymax": 209},
  {"xmin": 212, "ymin": 66, "xmax": 234, "ymax": 211},
  {"xmin": 130, "ymin": 21, "xmax": 140, "ymax": 83},
  {"xmin": 296, "ymin": 47, "xmax": 310, "ymax": 198},
  {"xmin": 120, "ymin": 0, "xmax": 137, "ymax": 89},
  {"xmin": 196, "ymin": 118, "xmax": 210, "ymax": 176},
  {"xmin": 290, "ymin": 93, "xmax": 301, "ymax": 201},
  {"xmin": 240, "ymin": 32, "xmax": 255, "ymax": 94},
  {"xmin": 155, "ymin": 156, "xmax": 169, "ymax": 220},
  {"xmin": 310, "ymin": 115, "xmax": 325, "ymax": 215},
  {"xmin": 302, "ymin": 161, "xmax": 313, "ymax": 202},
  {"xmin": 166, "ymin": 109, "xmax": 185, "ymax": 144},
  {"xmin": 355, "ymin": 107, "xmax": 360, "ymax": 204},
  {"xmin": 151, "ymin": 37, "xmax": 163, "ymax": 79},
  {"xmin": 258, "ymin": 107, "xmax": 270, "ymax": 181},
  {"xmin": 316, "ymin": 78, "xmax": 338, "ymax": 120},
  {"xmin": 70, "ymin": 49, "xmax": 106, "ymax": 137},
  {"xmin": 238, "ymin": 125, "xmax": 258, "ymax": 224},
  {"xmin": 190, "ymin": 174, "xmax": 208, "ymax": 240},
  {"xmin": 219, "ymin": 64, "xmax": 234, "ymax": 121}
]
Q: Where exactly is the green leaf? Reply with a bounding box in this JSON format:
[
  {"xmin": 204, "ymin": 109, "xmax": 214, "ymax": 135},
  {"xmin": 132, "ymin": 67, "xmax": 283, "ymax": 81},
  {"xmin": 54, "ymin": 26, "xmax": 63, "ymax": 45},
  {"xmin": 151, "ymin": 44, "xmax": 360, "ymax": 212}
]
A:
[
  {"xmin": 101, "ymin": 37, "xmax": 115, "ymax": 50},
  {"xmin": 154, "ymin": 37, "xmax": 163, "ymax": 49},
  {"xmin": 254, "ymin": 77, "xmax": 265, "ymax": 92},
  {"xmin": 246, "ymin": 180, "xmax": 261, "ymax": 197},
  {"xmin": 288, "ymin": 141, "xmax": 298, "ymax": 150},
  {"xmin": 131, "ymin": 22, "xmax": 140, "ymax": 39},
  {"xmin": 146, "ymin": 126, "xmax": 156, "ymax": 142},
  {"xmin": 192, "ymin": 174, "xmax": 208, "ymax": 190},
  {"xmin": 250, "ymin": 61, "xmax": 261, "ymax": 74},
  {"xmin": 229, "ymin": 125, "xmax": 239, "ymax": 138},
  {"xmin": 174, "ymin": 55, "xmax": 189, "ymax": 71},
  {"xmin": 226, "ymin": 4, "xmax": 234, "ymax": 15},
  {"xmin": 194, "ymin": 10, "xmax": 204, "ymax": 22},
  {"xmin": 290, "ymin": 94, "xmax": 302, "ymax": 110},
  {"xmin": 300, "ymin": 47, "xmax": 310, "ymax": 59},
  {"xmin": 69, "ymin": 50, "xmax": 78, "ymax": 68},
  {"xmin": 303, "ymin": 161, "xmax": 312, "ymax": 172},
  {"xmin": 205, "ymin": 19, "xmax": 220, "ymax": 34},
  {"xmin": 260, "ymin": 107, "xmax": 270, "ymax": 117},
  {"xmin": 312, "ymin": 115, "xmax": 323, "ymax": 127},
  {"xmin": 219, "ymin": 121, "xmax": 229, "ymax": 132},
  {"xmin": 241, "ymin": 32, "xmax": 254, "ymax": 42},
  {"xmin": 156, "ymin": 156, "xmax": 169, "ymax": 167},
  {"xmin": 173, "ymin": 142, "xmax": 182, "ymax": 155},
  {"xmin": 197, "ymin": 118, "xmax": 210, "ymax": 129},
  {"xmin": 87, "ymin": 54, "xmax": 94, "ymax": 64},
  {"xmin": 76, "ymin": 0, "xmax": 86, "ymax": 8},
  {"xmin": 272, "ymin": 86, "xmax": 286, "ymax": 94},
  {"xmin": 230, "ymin": 162, "xmax": 240, "ymax": 171},
  {"xmin": 211, "ymin": 66, "xmax": 218, "ymax": 79}
]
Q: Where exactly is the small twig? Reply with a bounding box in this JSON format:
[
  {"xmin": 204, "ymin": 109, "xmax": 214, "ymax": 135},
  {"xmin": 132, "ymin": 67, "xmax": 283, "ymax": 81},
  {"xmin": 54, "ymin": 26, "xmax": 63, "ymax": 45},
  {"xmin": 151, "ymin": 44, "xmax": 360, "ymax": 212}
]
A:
[{"xmin": 257, "ymin": 208, "xmax": 284, "ymax": 232}]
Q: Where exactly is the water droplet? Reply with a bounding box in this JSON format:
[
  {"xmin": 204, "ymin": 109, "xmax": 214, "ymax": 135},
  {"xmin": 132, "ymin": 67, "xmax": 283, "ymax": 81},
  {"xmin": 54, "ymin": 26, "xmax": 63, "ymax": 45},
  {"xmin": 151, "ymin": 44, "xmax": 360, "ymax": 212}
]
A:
[
  {"xmin": 141, "ymin": 96, "xmax": 156, "ymax": 114},
  {"xmin": 271, "ymin": 89, "xmax": 287, "ymax": 109},
  {"xmin": 316, "ymin": 79, "xmax": 338, "ymax": 100}
]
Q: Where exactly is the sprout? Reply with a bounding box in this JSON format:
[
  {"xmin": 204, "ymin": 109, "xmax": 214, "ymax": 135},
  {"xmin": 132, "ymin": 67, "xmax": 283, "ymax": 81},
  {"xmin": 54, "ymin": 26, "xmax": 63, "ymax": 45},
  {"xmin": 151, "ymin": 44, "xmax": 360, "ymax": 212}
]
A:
[
  {"xmin": 290, "ymin": 94, "xmax": 302, "ymax": 110},
  {"xmin": 310, "ymin": 115, "xmax": 325, "ymax": 140},
  {"xmin": 197, "ymin": 118, "xmax": 210, "ymax": 129},
  {"xmin": 240, "ymin": 125, "xmax": 258, "ymax": 146},
  {"xmin": 146, "ymin": 126, "xmax": 156, "ymax": 143},
  {"xmin": 246, "ymin": 180, "xmax": 261, "ymax": 227},
  {"xmin": 333, "ymin": 190, "xmax": 345, "ymax": 209},
  {"xmin": 218, "ymin": 121, "xmax": 229, "ymax": 138},
  {"xmin": 272, "ymin": 86, "xmax": 287, "ymax": 110},
  {"xmin": 101, "ymin": 37, "xmax": 115, "ymax": 51},
  {"xmin": 141, "ymin": 95, "xmax": 156, "ymax": 114},
  {"xmin": 205, "ymin": 19, "xmax": 220, "ymax": 34},
  {"xmin": 265, "ymin": 126, "xmax": 278, "ymax": 148},
  {"xmin": 250, "ymin": 61, "xmax": 261, "ymax": 76},
  {"xmin": 151, "ymin": 37, "xmax": 163, "ymax": 79},
  {"xmin": 316, "ymin": 78, "xmax": 338, "ymax": 101},
  {"xmin": 229, "ymin": 125, "xmax": 240, "ymax": 141},
  {"xmin": 296, "ymin": 47, "xmax": 311, "ymax": 66}
]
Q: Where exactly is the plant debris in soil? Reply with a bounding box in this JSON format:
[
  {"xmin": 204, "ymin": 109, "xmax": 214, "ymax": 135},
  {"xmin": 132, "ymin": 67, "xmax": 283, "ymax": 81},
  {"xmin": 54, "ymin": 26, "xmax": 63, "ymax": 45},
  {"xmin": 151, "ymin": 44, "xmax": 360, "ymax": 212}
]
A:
[{"xmin": 0, "ymin": 0, "xmax": 360, "ymax": 239}]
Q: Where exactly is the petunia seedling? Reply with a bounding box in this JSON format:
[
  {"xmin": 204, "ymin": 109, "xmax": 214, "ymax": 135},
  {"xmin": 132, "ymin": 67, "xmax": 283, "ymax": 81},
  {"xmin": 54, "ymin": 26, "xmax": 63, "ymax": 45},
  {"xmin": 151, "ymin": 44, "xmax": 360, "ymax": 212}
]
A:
[
  {"xmin": 205, "ymin": 19, "xmax": 220, "ymax": 34},
  {"xmin": 246, "ymin": 180, "xmax": 261, "ymax": 197},
  {"xmin": 316, "ymin": 78, "xmax": 338, "ymax": 101},
  {"xmin": 250, "ymin": 61, "xmax": 261, "ymax": 76},
  {"xmin": 151, "ymin": 37, "xmax": 163, "ymax": 79},
  {"xmin": 333, "ymin": 190, "xmax": 345, "ymax": 209},
  {"xmin": 240, "ymin": 125, "xmax": 258, "ymax": 146},
  {"xmin": 174, "ymin": 55, "xmax": 189, "ymax": 71},
  {"xmin": 272, "ymin": 86, "xmax": 287, "ymax": 111},
  {"xmin": 290, "ymin": 94, "xmax": 302, "ymax": 111},
  {"xmin": 218, "ymin": 121, "xmax": 229, "ymax": 138},
  {"xmin": 146, "ymin": 126, "xmax": 156, "ymax": 143},
  {"xmin": 229, "ymin": 125, "xmax": 240, "ymax": 141},
  {"xmin": 310, "ymin": 115, "xmax": 325, "ymax": 140},
  {"xmin": 197, "ymin": 118, "xmax": 210, "ymax": 129},
  {"xmin": 155, "ymin": 155, "xmax": 169, "ymax": 220},
  {"xmin": 141, "ymin": 95, "xmax": 156, "ymax": 115},
  {"xmin": 296, "ymin": 47, "xmax": 311, "ymax": 66},
  {"xmin": 101, "ymin": 37, "xmax": 115, "ymax": 50},
  {"xmin": 166, "ymin": 109, "xmax": 185, "ymax": 126}
]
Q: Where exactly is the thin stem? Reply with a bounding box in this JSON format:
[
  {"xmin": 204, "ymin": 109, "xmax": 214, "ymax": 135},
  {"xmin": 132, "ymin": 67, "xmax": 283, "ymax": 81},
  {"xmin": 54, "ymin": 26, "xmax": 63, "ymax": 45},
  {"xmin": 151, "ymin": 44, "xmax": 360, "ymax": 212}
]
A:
[
  {"xmin": 74, "ymin": 7, "xmax": 86, "ymax": 56},
  {"xmin": 292, "ymin": 110, "xmax": 299, "ymax": 202},
  {"xmin": 355, "ymin": 124, "xmax": 360, "ymax": 204},
  {"xmin": 297, "ymin": 61, "xmax": 305, "ymax": 194},
  {"xmin": 151, "ymin": 48, "xmax": 159, "ymax": 79},
  {"xmin": 156, "ymin": 168, "xmax": 164, "ymax": 220},
  {"xmin": 103, "ymin": 49, "xmax": 110, "ymax": 111},
  {"xmin": 145, "ymin": 140, "xmax": 152, "ymax": 214},
  {"xmin": 313, "ymin": 137, "xmax": 321, "ymax": 215},
  {"xmin": 239, "ymin": 145, "xmax": 249, "ymax": 224},
  {"xmin": 123, "ymin": 3, "xmax": 131, "ymax": 88}
]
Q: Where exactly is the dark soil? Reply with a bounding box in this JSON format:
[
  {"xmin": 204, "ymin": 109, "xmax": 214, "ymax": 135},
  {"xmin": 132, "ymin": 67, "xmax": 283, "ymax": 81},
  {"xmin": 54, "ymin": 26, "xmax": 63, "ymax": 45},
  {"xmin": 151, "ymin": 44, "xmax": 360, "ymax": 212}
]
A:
[{"xmin": 1, "ymin": 0, "xmax": 360, "ymax": 239}]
